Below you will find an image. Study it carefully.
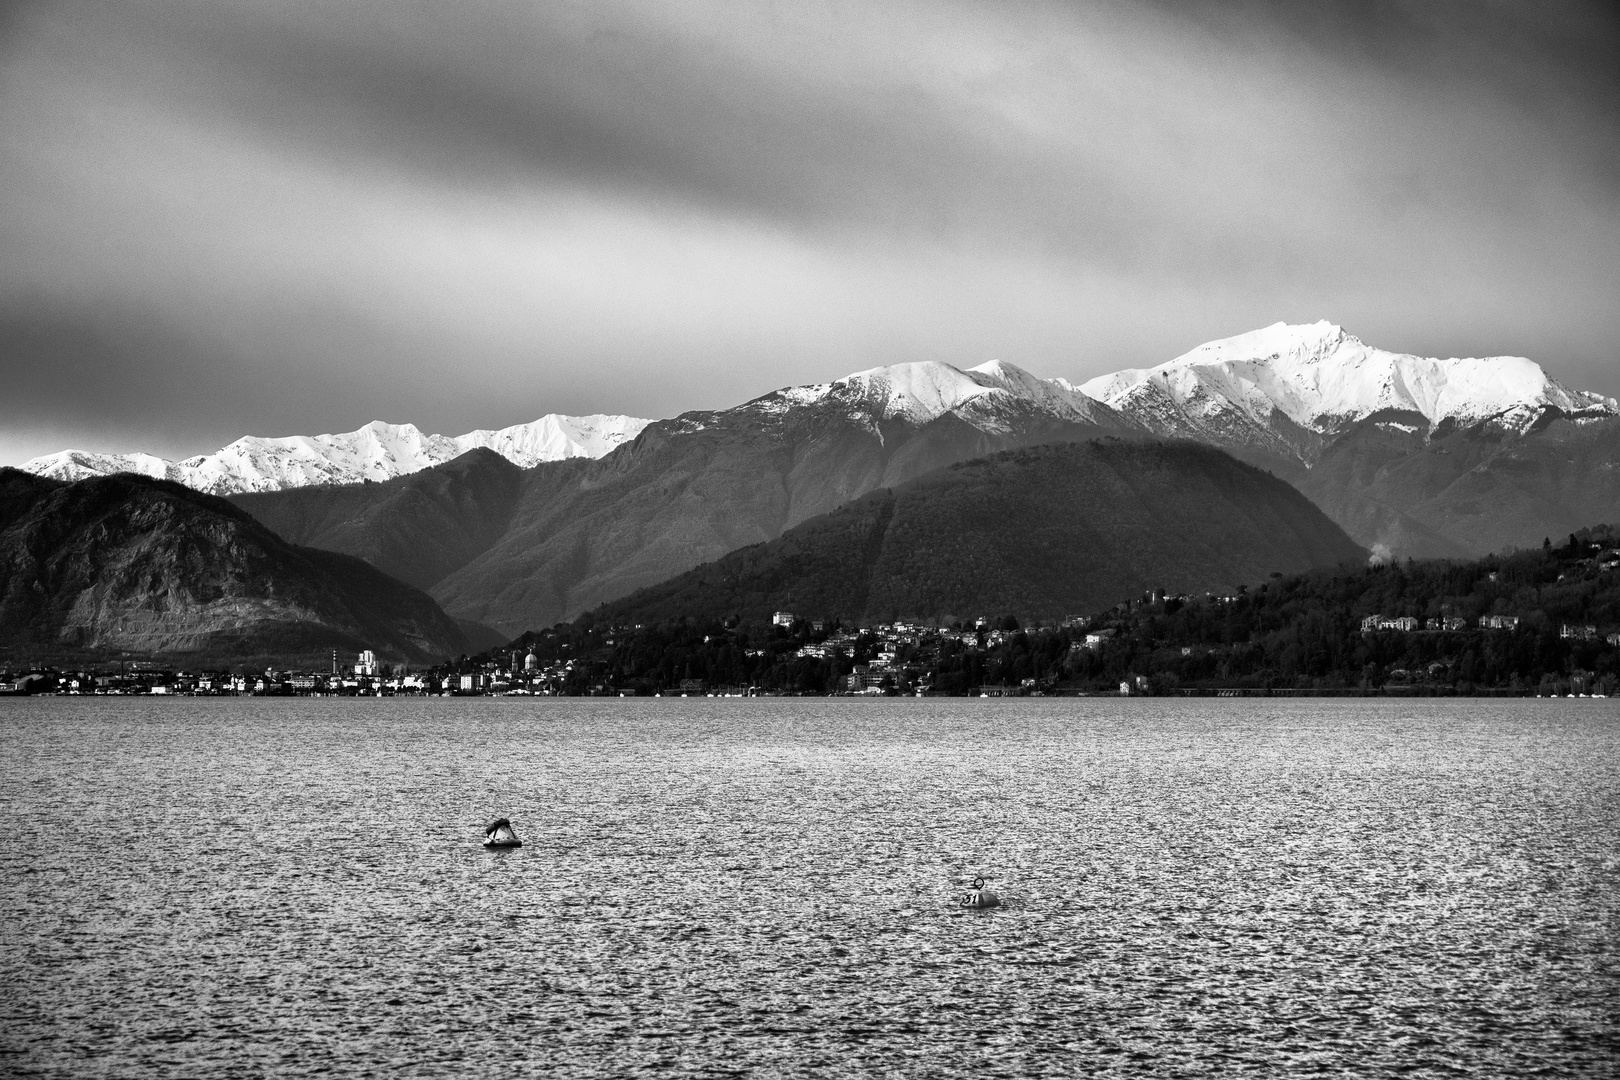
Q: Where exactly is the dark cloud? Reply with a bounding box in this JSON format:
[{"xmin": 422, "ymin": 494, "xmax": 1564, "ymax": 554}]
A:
[
  {"xmin": 72, "ymin": 2, "xmax": 1157, "ymax": 245},
  {"xmin": 1164, "ymin": 0, "xmax": 1620, "ymax": 91},
  {"xmin": 1, "ymin": 0, "xmax": 1616, "ymax": 462}
]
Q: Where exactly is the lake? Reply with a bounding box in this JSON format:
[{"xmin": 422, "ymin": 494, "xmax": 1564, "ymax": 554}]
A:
[{"xmin": 1, "ymin": 698, "xmax": 1616, "ymax": 1077}]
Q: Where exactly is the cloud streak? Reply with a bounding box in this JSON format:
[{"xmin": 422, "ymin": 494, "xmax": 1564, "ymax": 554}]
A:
[{"xmin": 1, "ymin": 0, "xmax": 1616, "ymax": 462}]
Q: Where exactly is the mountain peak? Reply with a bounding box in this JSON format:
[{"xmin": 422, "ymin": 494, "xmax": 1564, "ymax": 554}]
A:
[
  {"xmin": 744, "ymin": 357, "xmax": 1116, "ymax": 430},
  {"xmin": 1081, "ymin": 321, "xmax": 1616, "ymax": 445},
  {"xmin": 22, "ymin": 413, "xmax": 653, "ymax": 494},
  {"xmin": 966, "ymin": 358, "xmax": 1048, "ymax": 392},
  {"xmin": 830, "ymin": 361, "xmax": 1002, "ymax": 422},
  {"xmin": 23, "ymin": 320, "xmax": 1614, "ymax": 498}
]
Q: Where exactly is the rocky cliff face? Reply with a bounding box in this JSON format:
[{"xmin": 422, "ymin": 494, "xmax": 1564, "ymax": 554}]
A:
[{"xmin": 0, "ymin": 469, "xmax": 467, "ymax": 660}]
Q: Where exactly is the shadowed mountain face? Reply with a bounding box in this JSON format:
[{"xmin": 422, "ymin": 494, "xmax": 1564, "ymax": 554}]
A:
[
  {"xmin": 430, "ymin": 406, "xmax": 1123, "ymax": 632},
  {"xmin": 231, "ymin": 447, "xmax": 532, "ymax": 593},
  {"xmin": 580, "ymin": 439, "xmax": 1366, "ymax": 628},
  {"xmin": 1299, "ymin": 410, "xmax": 1620, "ymax": 557},
  {"xmin": 1293, "ymin": 410, "xmax": 1473, "ymax": 559},
  {"xmin": 0, "ymin": 469, "xmax": 467, "ymax": 661},
  {"xmin": 238, "ymin": 400, "xmax": 1129, "ymax": 634}
]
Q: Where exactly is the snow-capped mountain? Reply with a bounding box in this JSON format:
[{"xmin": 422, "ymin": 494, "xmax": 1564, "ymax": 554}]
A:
[
  {"xmin": 239, "ymin": 358, "xmax": 1135, "ymax": 631},
  {"xmin": 23, "ymin": 414, "xmax": 652, "ymax": 495},
  {"xmin": 191, "ymin": 326, "xmax": 1620, "ymax": 628},
  {"xmin": 21, "ymin": 320, "xmax": 1616, "ymax": 532},
  {"xmin": 1080, "ymin": 321, "xmax": 1617, "ymax": 467},
  {"xmin": 743, "ymin": 358, "xmax": 1120, "ymax": 429}
]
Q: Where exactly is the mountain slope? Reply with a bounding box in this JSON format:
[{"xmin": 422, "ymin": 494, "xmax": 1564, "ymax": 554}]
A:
[
  {"xmin": 773, "ymin": 358, "xmax": 1119, "ymax": 428},
  {"xmin": 1081, "ymin": 320, "xmax": 1614, "ymax": 468},
  {"xmin": 472, "ymin": 527, "xmax": 1620, "ymax": 696},
  {"xmin": 429, "ymin": 365, "xmax": 1137, "ymax": 631},
  {"xmin": 1285, "ymin": 411, "xmax": 1472, "ymax": 558},
  {"xmin": 123, "ymin": 324, "xmax": 1619, "ymax": 624},
  {"xmin": 19, "ymin": 317, "xmax": 1613, "ymax": 566},
  {"xmin": 233, "ymin": 359, "xmax": 1137, "ymax": 633},
  {"xmin": 21, "ymin": 414, "xmax": 651, "ymax": 494},
  {"xmin": 0, "ymin": 469, "xmax": 467, "ymax": 660},
  {"xmin": 582, "ymin": 439, "xmax": 1365, "ymax": 627},
  {"xmin": 1300, "ymin": 408, "xmax": 1620, "ymax": 557},
  {"xmin": 22, "ymin": 358, "xmax": 1120, "ymax": 498},
  {"xmin": 1081, "ymin": 321, "xmax": 1620, "ymax": 554},
  {"xmin": 229, "ymin": 448, "xmax": 534, "ymax": 593}
]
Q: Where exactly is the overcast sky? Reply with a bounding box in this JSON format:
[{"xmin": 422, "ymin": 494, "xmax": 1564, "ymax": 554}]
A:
[{"xmin": 2, "ymin": 0, "xmax": 1616, "ymax": 464}]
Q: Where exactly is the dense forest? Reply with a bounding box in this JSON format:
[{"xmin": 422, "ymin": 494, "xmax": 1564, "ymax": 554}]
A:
[
  {"xmin": 584, "ymin": 439, "xmax": 1363, "ymax": 628},
  {"xmin": 440, "ymin": 527, "xmax": 1620, "ymax": 696}
]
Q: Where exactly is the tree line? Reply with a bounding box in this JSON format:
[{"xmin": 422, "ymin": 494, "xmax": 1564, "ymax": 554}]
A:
[{"xmin": 439, "ymin": 528, "xmax": 1620, "ymax": 696}]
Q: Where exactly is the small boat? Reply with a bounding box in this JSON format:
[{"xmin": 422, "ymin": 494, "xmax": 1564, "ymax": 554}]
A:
[{"xmin": 483, "ymin": 817, "xmax": 522, "ymax": 849}]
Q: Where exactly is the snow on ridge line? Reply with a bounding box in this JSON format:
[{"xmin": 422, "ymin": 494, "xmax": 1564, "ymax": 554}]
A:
[
  {"xmin": 748, "ymin": 357, "xmax": 1107, "ymax": 424},
  {"xmin": 746, "ymin": 360, "xmax": 997, "ymax": 421},
  {"xmin": 22, "ymin": 322, "xmax": 1614, "ymax": 493},
  {"xmin": 750, "ymin": 324, "xmax": 1614, "ymax": 448},
  {"xmin": 1079, "ymin": 320, "xmax": 1618, "ymax": 432},
  {"xmin": 835, "ymin": 360, "xmax": 1004, "ymax": 421},
  {"xmin": 21, "ymin": 414, "xmax": 654, "ymax": 494}
]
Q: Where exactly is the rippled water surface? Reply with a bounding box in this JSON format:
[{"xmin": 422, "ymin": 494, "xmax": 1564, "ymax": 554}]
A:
[{"xmin": 2, "ymin": 698, "xmax": 1617, "ymax": 1077}]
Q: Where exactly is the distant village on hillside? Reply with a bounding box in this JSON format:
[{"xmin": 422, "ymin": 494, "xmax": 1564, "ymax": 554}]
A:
[
  {"xmin": 5, "ymin": 526, "xmax": 1619, "ymax": 699},
  {"xmin": 6, "ymin": 597, "xmax": 1618, "ymax": 700}
]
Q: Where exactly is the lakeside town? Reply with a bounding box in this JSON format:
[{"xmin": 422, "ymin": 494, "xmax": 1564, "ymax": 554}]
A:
[
  {"xmin": 4, "ymin": 510, "xmax": 1616, "ymax": 701},
  {"xmin": 5, "ymin": 596, "xmax": 1617, "ymax": 699}
]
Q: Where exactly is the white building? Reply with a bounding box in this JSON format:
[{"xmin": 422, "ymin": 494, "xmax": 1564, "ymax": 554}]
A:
[{"xmin": 1080, "ymin": 629, "xmax": 1115, "ymax": 650}]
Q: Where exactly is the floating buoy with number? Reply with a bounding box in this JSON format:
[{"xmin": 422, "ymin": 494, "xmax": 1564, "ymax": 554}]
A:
[
  {"xmin": 483, "ymin": 818, "xmax": 522, "ymax": 849},
  {"xmin": 959, "ymin": 876, "xmax": 1000, "ymax": 909}
]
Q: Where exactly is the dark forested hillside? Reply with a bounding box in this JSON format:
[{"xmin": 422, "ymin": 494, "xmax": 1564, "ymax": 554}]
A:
[
  {"xmin": 445, "ymin": 527, "xmax": 1619, "ymax": 696},
  {"xmin": 1298, "ymin": 408, "xmax": 1620, "ymax": 559},
  {"xmin": 229, "ymin": 447, "xmax": 532, "ymax": 592},
  {"xmin": 0, "ymin": 469, "xmax": 468, "ymax": 662},
  {"xmin": 229, "ymin": 396, "xmax": 1128, "ymax": 633},
  {"xmin": 1064, "ymin": 527, "xmax": 1620, "ymax": 694},
  {"xmin": 584, "ymin": 439, "xmax": 1365, "ymax": 628}
]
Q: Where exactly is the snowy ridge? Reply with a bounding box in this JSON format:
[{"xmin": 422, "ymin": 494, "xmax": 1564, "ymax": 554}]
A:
[
  {"xmin": 23, "ymin": 414, "xmax": 652, "ymax": 495},
  {"xmin": 451, "ymin": 414, "xmax": 652, "ymax": 467},
  {"xmin": 1081, "ymin": 321, "xmax": 1616, "ymax": 446},
  {"xmin": 24, "ymin": 321, "xmax": 1613, "ymax": 494},
  {"xmin": 753, "ymin": 323, "xmax": 1615, "ymax": 465},
  {"xmin": 745, "ymin": 358, "xmax": 1115, "ymax": 430}
]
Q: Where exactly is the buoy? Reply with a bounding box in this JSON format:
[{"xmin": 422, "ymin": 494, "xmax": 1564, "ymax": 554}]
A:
[
  {"xmin": 959, "ymin": 875, "xmax": 1000, "ymax": 909},
  {"xmin": 483, "ymin": 817, "xmax": 522, "ymax": 849}
]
